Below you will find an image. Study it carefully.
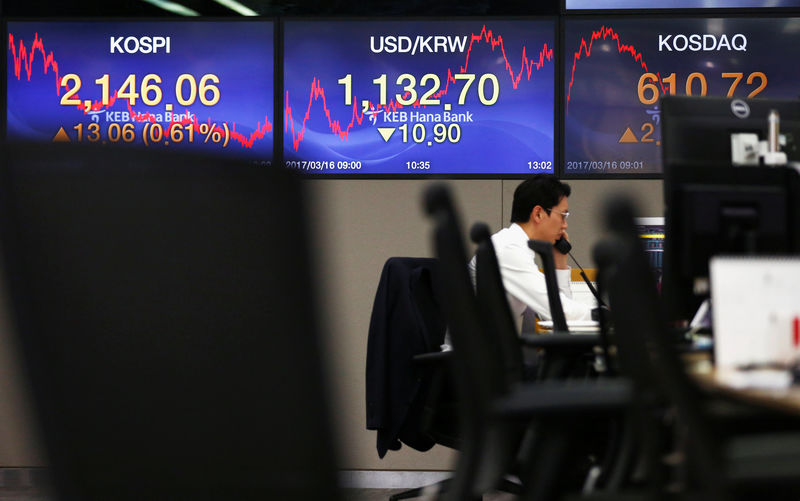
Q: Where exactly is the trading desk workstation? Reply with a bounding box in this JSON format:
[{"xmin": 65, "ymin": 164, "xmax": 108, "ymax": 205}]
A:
[{"xmin": 368, "ymin": 95, "xmax": 800, "ymax": 501}]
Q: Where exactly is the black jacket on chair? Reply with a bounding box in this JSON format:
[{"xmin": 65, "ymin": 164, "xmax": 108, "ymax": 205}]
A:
[{"xmin": 366, "ymin": 257, "xmax": 446, "ymax": 458}]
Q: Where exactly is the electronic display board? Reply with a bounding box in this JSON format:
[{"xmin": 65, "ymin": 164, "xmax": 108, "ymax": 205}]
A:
[
  {"xmin": 283, "ymin": 19, "xmax": 555, "ymax": 175},
  {"xmin": 6, "ymin": 20, "xmax": 274, "ymax": 163},
  {"xmin": 563, "ymin": 17, "xmax": 800, "ymax": 176},
  {"xmin": 566, "ymin": 0, "xmax": 800, "ymax": 9}
]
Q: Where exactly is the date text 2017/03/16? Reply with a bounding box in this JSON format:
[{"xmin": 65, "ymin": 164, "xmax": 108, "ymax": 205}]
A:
[
  {"xmin": 284, "ymin": 160, "xmax": 363, "ymax": 171},
  {"xmin": 565, "ymin": 160, "xmax": 644, "ymax": 171}
]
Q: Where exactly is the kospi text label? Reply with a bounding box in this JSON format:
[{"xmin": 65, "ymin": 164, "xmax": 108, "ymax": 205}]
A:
[{"xmin": 110, "ymin": 36, "xmax": 171, "ymax": 54}]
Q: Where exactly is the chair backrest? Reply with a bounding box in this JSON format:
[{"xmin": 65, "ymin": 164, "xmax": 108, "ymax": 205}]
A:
[
  {"xmin": 422, "ymin": 183, "xmax": 519, "ymax": 501},
  {"xmin": 470, "ymin": 222, "xmax": 524, "ymax": 387},
  {"xmin": 597, "ymin": 196, "xmax": 724, "ymax": 492},
  {"xmin": 365, "ymin": 256, "xmax": 445, "ymax": 457},
  {"xmin": 0, "ymin": 142, "xmax": 340, "ymax": 501},
  {"xmin": 528, "ymin": 240, "xmax": 569, "ymax": 331}
]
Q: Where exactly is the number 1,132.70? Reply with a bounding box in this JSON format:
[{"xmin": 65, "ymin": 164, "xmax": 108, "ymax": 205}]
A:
[{"xmin": 337, "ymin": 73, "xmax": 500, "ymax": 107}]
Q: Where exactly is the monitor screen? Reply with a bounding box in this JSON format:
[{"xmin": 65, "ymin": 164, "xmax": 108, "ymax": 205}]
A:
[
  {"xmin": 635, "ymin": 217, "xmax": 665, "ymax": 287},
  {"xmin": 283, "ymin": 19, "xmax": 556, "ymax": 175},
  {"xmin": 6, "ymin": 20, "xmax": 274, "ymax": 163},
  {"xmin": 661, "ymin": 165, "xmax": 800, "ymax": 322},
  {"xmin": 661, "ymin": 96, "xmax": 800, "ymax": 168},
  {"xmin": 562, "ymin": 16, "xmax": 800, "ymax": 177},
  {"xmin": 566, "ymin": 0, "xmax": 800, "ymax": 9}
]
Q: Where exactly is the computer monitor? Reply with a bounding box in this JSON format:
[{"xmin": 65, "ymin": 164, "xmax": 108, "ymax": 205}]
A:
[
  {"xmin": 662, "ymin": 165, "xmax": 800, "ymax": 323},
  {"xmin": 634, "ymin": 217, "xmax": 664, "ymax": 288},
  {"xmin": 661, "ymin": 96, "xmax": 800, "ymax": 169},
  {"xmin": 661, "ymin": 96, "xmax": 800, "ymax": 322}
]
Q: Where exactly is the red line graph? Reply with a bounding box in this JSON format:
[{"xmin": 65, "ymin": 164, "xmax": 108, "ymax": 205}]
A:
[
  {"xmin": 565, "ymin": 25, "xmax": 667, "ymax": 114},
  {"xmin": 285, "ymin": 24, "xmax": 553, "ymax": 152},
  {"xmin": 8, "ymin": 33, "xmax": 61, "ymax": 93},
  {"xmin": 7, "ymin": 33, "xmax": 272, "ymax": 149}
]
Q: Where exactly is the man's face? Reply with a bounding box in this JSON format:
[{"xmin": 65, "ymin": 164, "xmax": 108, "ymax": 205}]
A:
[{"xmin": 541, "ymin": 196, "xmax": 569, "ymax": 243}]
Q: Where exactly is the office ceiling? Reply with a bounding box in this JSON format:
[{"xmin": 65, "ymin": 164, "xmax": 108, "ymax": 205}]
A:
[{"xmin": 0, "ymin": 0, "xmax": 556, "ymax": 16}]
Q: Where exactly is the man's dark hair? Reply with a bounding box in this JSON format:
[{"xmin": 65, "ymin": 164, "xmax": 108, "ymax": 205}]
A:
[{"xmin": 510, "ymin": 175, "xmax": 571, "ymax": 223}]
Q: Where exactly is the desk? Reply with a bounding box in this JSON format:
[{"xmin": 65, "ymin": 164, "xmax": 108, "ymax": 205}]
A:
[
  {"xmin": 570, "ymin": 281, "xmax": 599, "ymax": 310},
  {"xmin": 688, "ymin": 353, "xmax": 800, "ymax": 417}
]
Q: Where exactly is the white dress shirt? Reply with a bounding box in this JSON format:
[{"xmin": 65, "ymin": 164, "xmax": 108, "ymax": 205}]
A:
[{"xmin": 468, "ymin": 223, "xmax": 593, "ymax": 329}]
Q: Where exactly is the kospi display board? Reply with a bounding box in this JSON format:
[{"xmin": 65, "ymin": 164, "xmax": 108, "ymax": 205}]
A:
[
  {"xmin": 562, "ymin": 17, "xmax": 800, "ymax": 176},
  {"xmin": 6, "ymin": 20, "xmax": 274, "ymax": 163},
  {"xmin": 283, "ymin": 19, "xmax": 556, "ymax": 175},
  {"xmin": 566, "ymin": 0, "xmax": 800, "ymax": 9}
]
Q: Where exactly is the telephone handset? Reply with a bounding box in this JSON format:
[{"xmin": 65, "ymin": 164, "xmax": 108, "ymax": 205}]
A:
[
  {"xmin": 556, "ymin": 237, "xmax": 607, "ymax": 308},
  {"xmin": 554, "ymin": 236, "xmax": 572, "ymax": 255}
]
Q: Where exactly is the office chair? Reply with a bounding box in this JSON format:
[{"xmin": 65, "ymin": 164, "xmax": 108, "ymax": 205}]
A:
[
  {"xmin": 470, "ymin": 223, "xmax": 524, "ymax": 387},
  {"xmin": 599, "ymin": 195, "xmax": 800, "ymax": 501},
  {"xmin": 526, "ymin": 240, "xmax": 602, "ymax": 380},
  {"xmin": 366, "ymin": 257, "xmax": 449, "ymax": 458},
  {"xmin": 0, "ymin": 142, "xmax": 340, "ymax": 501},
  {"xmin": 381, "ymin": 220, "xmax": 597, "ymax": 501},
  {"xmin": 366, "ymin": 256, "xmax": 460, "ymax": 501},
  {"xmin": 528, "ymin": 240, "xmax": 569, "ymax": 333},
  {"xmin": 586, "ymin": 240, "xmax": 670, "ymax": 501},
  {"xmin": 423, "ymin": 184, "xmax": 633, "ymax": 501},
  {"xmin": 521, "ymin": 239, "xmax": 633, "ymax": 500},
  {"xmin": 422, "ymin": 184, "xmax": 522, "ymax": 501},
  {"xmin": 472, "ymin": 222, "xmax": 623, "ymax": 500}
]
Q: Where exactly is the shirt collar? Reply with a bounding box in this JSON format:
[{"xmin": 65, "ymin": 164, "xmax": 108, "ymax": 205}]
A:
[{"xmin": 509, "ymin": 222, "xmax": 530, "ymax": 241}]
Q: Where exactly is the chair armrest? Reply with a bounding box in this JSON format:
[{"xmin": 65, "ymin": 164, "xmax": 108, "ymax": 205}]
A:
[
  {"xmin": 492, "ymin": 379, "xmax": 633, "ymax": 418},
  {"xmin": 520, "ymin": 332, "xmax": 601, "ymax": 350},
  {"xmin": 412, "ymin": 350, "xmax": 453, "ymax": 365}
]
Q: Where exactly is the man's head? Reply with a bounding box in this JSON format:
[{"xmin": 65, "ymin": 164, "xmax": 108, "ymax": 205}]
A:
[{"xmin": 510, "ymin": 175, "xmax": 571, "ymax": 243}]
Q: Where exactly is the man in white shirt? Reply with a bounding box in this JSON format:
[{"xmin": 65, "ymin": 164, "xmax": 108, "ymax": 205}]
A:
[{"xmin": 469, "ymin": 175, "xmax": 593, "ymax": 330}]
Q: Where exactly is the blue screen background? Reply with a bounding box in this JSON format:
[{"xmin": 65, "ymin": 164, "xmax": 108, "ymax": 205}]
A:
[
  {"xmin": 563, "ymin": 17, "xmax": 800, "ymax": 176},
  {"xmin": 283, "ymin": 20, "xmax": 555, "ymax": 175},
  {"xmin": 6, "ymin": 21, "xmax": 274, "ymax": 162}
]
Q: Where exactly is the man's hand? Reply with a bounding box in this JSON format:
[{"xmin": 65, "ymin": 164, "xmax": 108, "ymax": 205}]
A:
[{"xmin": 554, "ymin": 231, "xmax": 570, "ymax": 270}]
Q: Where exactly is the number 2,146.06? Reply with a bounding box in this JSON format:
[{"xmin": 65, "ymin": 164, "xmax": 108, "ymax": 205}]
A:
[{"xmin": 60, "ymin": 73, "xmax": 221, "ymax": 108}]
